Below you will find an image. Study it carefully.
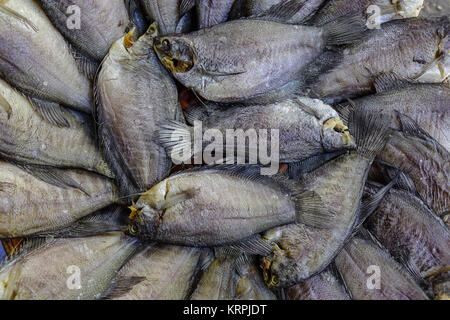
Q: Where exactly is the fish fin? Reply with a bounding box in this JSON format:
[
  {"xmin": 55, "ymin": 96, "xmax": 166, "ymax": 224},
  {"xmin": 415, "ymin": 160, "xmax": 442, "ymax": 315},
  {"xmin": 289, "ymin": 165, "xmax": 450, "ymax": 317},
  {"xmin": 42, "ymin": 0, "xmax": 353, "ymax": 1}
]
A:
[
  {"xmin": 233, "ymin": 254, "xmax": 251, "ymax": 276},
  {"xmin": 395, "ymin": 111, "xmax": 433, "ymax": 141},
  {"xmin": 356, "ymin": 227, "xmax": 387, "ymax": 251},
  {"xmin": 40, "ymin": 206, "xmax": 128, "ymax": 238},
  {"xmin": 17, "ymin": 164, "xmax": 90, "ymax": 196},
  {"xmin": 293, "ymin": 191, "xmax": 337, "ymax": 229},
  {"xmin": 347, "ymin": 102, "xmax": 390, "ymax": 159},
  {"xmin": 0, "ymin": 92, "xmax": 12, "ymax": 119},
  {"xmin": 323, "ymin": 15, "xmax": 366, "ymax": 46},
  {"xmin": 68, "ymin": 44, "xmax": 99, "ymax": 80},
  {"xmin": 390, "ymin": 245, "xmax": 430, "ymax": 289},
  {"xmin": 180, "ymin": 0, "xmax": 196, "ymax": 16},
  {"xmin": 303, "ymin": 50, "xmax": 344, "ymax": 89},
  {"xmin": 333, "ymin": 99, "xmax": 355, "ymax": 125},
  {"xmin": 156, "ymin": 120, "xmax": 194, "ymax": 163},
  {"xmin": 328, "ymin": 262, "xmax": 353, "ymax": 299},
  {"xmin": 28, "ymin": 97, "xmax": 72, "ymax": 128},
  {"xmin": 287, "ymin": 151, "xmax": 346, "ymax": 179},
  {"xmin": 102, "ymin": 276, "xmax": 146, "ymax": 300},
  {"xmin": 384, "ymin": 164, "xmax": 418, "ymax": 195},
  {"xmin": 373, "ymin": 72, "xmax": 412, "ymax": 93},
  {"xmin": 353, "ymin": 177, "xmax": 396, "ymax": 233},
  {"xmin": 199, "ymin": 249, "xmax": 215, "ymax": 271},
  {"xmin": 0, "ymin": 4, "xmax": 38, "ymax": 32},
  {"xmin": 184, "ymin": 102, "xmax": 227, "ymax": 124},
  {"xmin": 252, "ymin": 0, "xmax": 305, "ymax": 22},
  {"xmin": 414, "ymin": 48, "xmax": 446, "ymax": 81},
  {"xmin": 0, "ymin": 237, "xmax": 52, "ymax": 270},
  {"xmin": 219, "ymin": 235, "xmax": 274, "ymax": 257}
]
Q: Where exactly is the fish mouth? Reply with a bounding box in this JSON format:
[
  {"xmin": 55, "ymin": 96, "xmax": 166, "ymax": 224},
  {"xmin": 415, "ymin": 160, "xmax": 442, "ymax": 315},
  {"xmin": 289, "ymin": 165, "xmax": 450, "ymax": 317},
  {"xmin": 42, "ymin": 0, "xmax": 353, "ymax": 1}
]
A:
[
  {"xmin": 261, "ymin": 257, "xmax": 279, "ymax": 288},
  {"xmin": 323, "ymin": 118, "xmax": 355, "ymax": 147},
  {"xmin": 123, "ymin": 27, "xmax": 138, "ymax": 49},
  {"xmin": 153, "ymin": 38, "xmax": 194, "ymax": 73},
  {"xmin": 128, "ymin": 201, "xmax": 143, "ymax": 221}
]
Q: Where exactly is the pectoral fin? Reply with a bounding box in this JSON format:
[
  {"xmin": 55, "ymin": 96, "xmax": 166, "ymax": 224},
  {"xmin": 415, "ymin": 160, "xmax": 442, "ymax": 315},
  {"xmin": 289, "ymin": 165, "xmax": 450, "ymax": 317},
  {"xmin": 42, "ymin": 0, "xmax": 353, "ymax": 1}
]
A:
[{"xmin": 0, "ymin": 3, "xmax": 38, "ymax": 32}]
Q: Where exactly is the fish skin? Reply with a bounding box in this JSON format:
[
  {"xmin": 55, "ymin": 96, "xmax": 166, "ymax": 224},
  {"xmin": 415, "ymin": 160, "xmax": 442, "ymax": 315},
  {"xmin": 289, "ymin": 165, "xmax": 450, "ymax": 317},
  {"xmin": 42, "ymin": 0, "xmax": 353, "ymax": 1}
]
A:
[
  {"xmin": 191, "ymin": 256, "xmax": 276, "ymax": 300},
  {"xmin": 112, "ymin": 244, "xmax": 203, "ymax": 300},
  {"xmin": 140, "ymin": 0, "xmax": 183, "ymax": 35},
  {"xmin": 335, "ymin": 234, "xmax": 429, "ymax": 300},
  {"xmin": 377, "ymin": 130, "xmax": 449, "ymax": 216},
  {"xmin": 0, "ymin": 233, "xmax": 140, "ymax": 300},
  {"xmin": 261, "ymin": 108, "xmax": 390, "ymax": 288},
  {"xmin": 305, "ymin": 17, "xmax": 449, "ymax": 102},
  {"xmin": 196, "ymin": 0, "xmax": 236, "ymax": 29},
  {"xmin": 129, "ymin": 166, "xmax": 297, "ymax": 247},
  {"xmin": 337, "ymin": 83, "xmax": 450, "ymax": 151},
  {"xmin": 168, "ymin": 97, "xmax": 355, "ymax": 163},
  {"xmin": 96, "ymin": 27, "xmax": 183, "ymax": 197},
  {"xmin": 243, "ymin": 0, "xmax": 325, "ymax": 23},
  {"xmin": 285, "ymin": 268, "xmax": 351, "ymax": 300},
  {"xmin": 0, "ymin": 78, "xmax": 112, "ymax": 177},
  {"xmin": 0, "ymin": 161, "xmax": 118, "ymax": 238},
  {"xmin": 153, "ymin": 17, "xmax": 364, "ymax": 103},
  {"xmin": 0, "ymin": 0, "xmax": 93, "ymax": 113},
  {"xmin": 364, "ymin": 182, "xmax": 450, "ymax": 281},
  {"xmin": 36, "ymin": 0, "xmax": 132, "ymax": 61},
  {"xmin": 310, "ymin": 0, "xmax": 423, "ymax": 26}
]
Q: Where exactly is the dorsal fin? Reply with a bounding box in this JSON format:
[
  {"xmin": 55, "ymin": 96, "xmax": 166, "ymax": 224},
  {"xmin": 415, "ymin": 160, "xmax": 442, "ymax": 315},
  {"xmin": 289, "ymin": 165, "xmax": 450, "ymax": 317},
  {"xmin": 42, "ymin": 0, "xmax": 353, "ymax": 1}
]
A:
[{"xmin": 373, "ymin": 72, "xmax": 412, "ymax": 93}]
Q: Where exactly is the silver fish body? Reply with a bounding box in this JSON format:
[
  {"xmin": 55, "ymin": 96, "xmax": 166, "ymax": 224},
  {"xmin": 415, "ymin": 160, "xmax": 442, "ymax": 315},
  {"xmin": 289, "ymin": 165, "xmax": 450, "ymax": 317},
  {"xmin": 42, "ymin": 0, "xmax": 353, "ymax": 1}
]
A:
[
  {"xmin": 335, "ymin": 234, "xmax": 429, "ymax": 300},
  {"xmin": 0, "ymin": 0, "xmax": 93, "ymax": 112},
  {"xmin": 306, "ymin": 17, "xmax": 449, "ymax": 102},
  {"xmin": 338, "ymin": 83, "xmax": 450, "ymax": 151},
  {"xmin": 96, "ymin": 27, "xmax": 183, "ymax": 196},
  {"xmin": 285, "ymin": 268, "xmax": 351, "ymax": 300},
  {"xmin": 140, "ymin": 0, "xmax": 184, "ymax": 35},
  {"xmin": 364, "ymin": 182, "xmax": 450, "ymax": 283},
  {"xmin": 310, "ymin": 0, "xmax": 423, "ymax": 25},
  {"xmin": 0, "ymin": 233, "xmax": 140, "ymax": 300},
  {"xmin": 36, "ymin": 0, "xmax": 132, "ymax": 61},
  {"xmin": 129, "ymin": 166, "xmax": 297, "ymax": 247},
  {"xmin": 196, "ymin": 0, "xmax": 236, "ymax": 29},
  {"xmin": 0, "ymin": 161, "xmax": 118, "ymax": 238},
  {"xmin": 0, "ymin": 78, "xmax": 112, "ymax": 177},
  {"xmin": 378, "ymin": 130, "xmax": 449, "ymax": 217},
  {"xmin": 153, "ymin": 18, "xmax": 364, "ymax": 103},
  {"xmin": 112, "ymin": 244, "xmax": 203, "ymax": 300}
]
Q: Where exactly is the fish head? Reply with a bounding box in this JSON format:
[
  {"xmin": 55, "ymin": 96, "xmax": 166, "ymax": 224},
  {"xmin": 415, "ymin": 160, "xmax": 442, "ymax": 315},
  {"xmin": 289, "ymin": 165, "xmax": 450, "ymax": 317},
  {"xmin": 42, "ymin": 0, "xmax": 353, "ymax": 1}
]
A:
[
  {"xmin": 322, "ymin": 117, "xmax": 356, "ymax": 152},
  {"xmin": 153, "ymin": 35, "xmax": 195, "ymax": 73}
]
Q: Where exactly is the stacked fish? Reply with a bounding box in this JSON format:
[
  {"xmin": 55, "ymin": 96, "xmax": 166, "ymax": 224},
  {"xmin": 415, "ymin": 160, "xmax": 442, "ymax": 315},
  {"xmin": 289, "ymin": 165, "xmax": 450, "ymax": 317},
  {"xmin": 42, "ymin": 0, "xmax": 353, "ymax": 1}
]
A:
[{"xmin": 0, "ymin": 0, "xmax": 448, "ymax": 300}]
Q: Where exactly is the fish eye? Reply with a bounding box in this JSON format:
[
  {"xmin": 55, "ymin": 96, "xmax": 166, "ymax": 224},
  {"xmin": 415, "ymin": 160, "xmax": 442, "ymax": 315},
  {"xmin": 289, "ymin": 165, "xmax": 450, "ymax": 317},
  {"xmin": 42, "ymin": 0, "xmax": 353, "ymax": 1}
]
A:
[
  {"xmin": 129, "ymin": 224, "xmax": 138, "ymax": 234},
  {"xmin": 162, "ymin": 39, "xmax": 171, "ymax": 52},
  {"xmin": 334, "ymin": 127, "xmax": 344, "ymax": 133}
]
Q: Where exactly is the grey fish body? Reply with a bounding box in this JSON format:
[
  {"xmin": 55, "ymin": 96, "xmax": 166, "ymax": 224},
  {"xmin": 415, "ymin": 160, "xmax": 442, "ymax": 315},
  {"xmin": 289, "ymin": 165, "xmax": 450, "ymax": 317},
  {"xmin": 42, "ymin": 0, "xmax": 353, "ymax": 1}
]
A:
[
  {"xmin": 140, "ymin": 0, "xmax": 182, "ymax": 35},
  {"xmin": 0, "ymin": 233, "xmax": 140, "ymax": 300},
  {"xmin": 196, "ymin": 0, "xmax": 235, "ymax": 29},
  {"xmin": 364, "ymin": 183, "xmax": 450, "ymax": 281},
  {"xmin": 112, "ymin": 244, "xmax": 203, "ymax": 300},
  {"xmin": 36, "ymin": 0, "xmax": 131, "ymax": 61},
  {"xmin": 340, "ymin": 84, "xmax": 450, "ymax": 151},
  {"xmin": 307, "ymin": 17, "xmax": 449, "ymax": 102},
  {"xmin": 0, "ymin": 78, "xmax": 112, "ymax": 177},
  {"xmin": 244, "ymin": 0, "xmax": 325, "ymax": 23},
  {"xmin": 96, "ymin": 28, "xmax": 182, "ymax": 196},
  {"xmin": 262, "ymin": 152, "xmax": 373, "ymax": 287},
  {"xmin": 378, "ymin": 130, "xmax": 449, "ymax": 216},
  {"xmin": 310, "ymin": 0, "xmax": 423, "ymax": 25},
  {"xmin": 154, "ymin": 18, "xmax": 363, "ymax": 103},
  {"xmin": 0, "ymin": 160, "xmax": 118, "ymax": 238},
  {"xmin": 130, "ymin": 167, "xmax": 297, "ymax": 247},
  {"xmin": 335, "ymin": 235, "xmax": 429, "ymax": 300},
  {"xmin": 191, "ymin": 256, "xmax": 276, "ymax": 300},
  {"xmin": 166, "ymin": 97, "xmax": 354, "ymax": 163},
  {"xmin": 285, "ymin": 268, "xmax": 351, "ymax": 300},
  {"xmin": 0, "ymin": 0, "xmax": 93, "ymax": 112}
]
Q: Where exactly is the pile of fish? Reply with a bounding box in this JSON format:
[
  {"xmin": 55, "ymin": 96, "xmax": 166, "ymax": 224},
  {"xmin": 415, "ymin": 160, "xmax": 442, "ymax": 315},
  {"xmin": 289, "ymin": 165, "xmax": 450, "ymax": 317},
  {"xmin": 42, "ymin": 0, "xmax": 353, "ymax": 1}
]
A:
[{"xmin": 0, "ymin": 0, "xmax": 448, "ymax": 300}]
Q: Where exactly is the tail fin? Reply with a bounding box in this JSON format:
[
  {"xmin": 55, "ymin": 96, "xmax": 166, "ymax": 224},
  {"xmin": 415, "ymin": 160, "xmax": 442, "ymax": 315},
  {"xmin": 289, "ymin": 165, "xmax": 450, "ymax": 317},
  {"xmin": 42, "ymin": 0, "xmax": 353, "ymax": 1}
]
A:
[
  {"xmin": 346, "ymin": 102, "xmax": 390, "ymax": 159},
  {"xmin": 322, "ymin": 15, "xmax": 366, "ymax": 46},
  {"xmin": 157, "ymin": 120, "xmax": 195, "ymax": 163}
]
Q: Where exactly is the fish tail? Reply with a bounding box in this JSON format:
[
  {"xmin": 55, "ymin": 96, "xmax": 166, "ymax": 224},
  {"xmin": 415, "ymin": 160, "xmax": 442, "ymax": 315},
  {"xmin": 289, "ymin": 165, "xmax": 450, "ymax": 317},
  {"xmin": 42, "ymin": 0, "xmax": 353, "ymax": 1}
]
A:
[
  {"xmin": 346, "ymin": 101, "xmax": 390, "ymax": 159},
  {"xmin": 156, "ymin": 120, "xmax": 195, "ymax": 163},
  {"xmin": 322, "ymin": 15, "xmax": 366, "ymax": 46}
]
